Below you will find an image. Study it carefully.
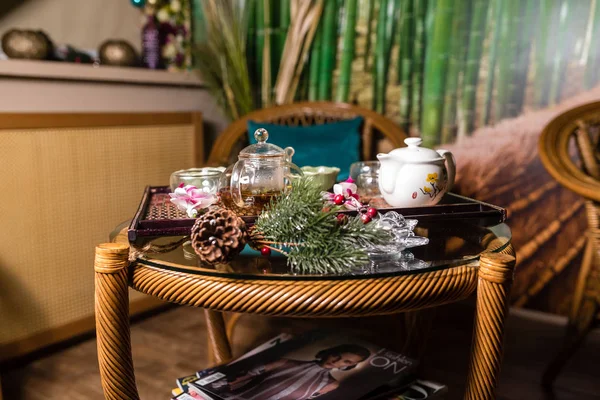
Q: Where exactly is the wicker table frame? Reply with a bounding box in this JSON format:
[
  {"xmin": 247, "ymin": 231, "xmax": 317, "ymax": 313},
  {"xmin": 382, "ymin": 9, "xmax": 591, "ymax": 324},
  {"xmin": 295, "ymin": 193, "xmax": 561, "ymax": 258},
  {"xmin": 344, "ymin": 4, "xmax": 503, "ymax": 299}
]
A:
[{"xmin": 94, "ymin": 242, "xmax": 515, "ymax": 400}]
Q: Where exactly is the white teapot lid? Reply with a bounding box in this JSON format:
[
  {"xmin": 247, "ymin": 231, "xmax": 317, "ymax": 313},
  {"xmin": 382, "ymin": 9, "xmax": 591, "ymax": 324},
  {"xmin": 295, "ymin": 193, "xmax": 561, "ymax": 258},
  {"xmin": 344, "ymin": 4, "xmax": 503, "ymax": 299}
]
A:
[{"xmin": 388, "ymin": 138, "xmax": 444, "ymax": 163}]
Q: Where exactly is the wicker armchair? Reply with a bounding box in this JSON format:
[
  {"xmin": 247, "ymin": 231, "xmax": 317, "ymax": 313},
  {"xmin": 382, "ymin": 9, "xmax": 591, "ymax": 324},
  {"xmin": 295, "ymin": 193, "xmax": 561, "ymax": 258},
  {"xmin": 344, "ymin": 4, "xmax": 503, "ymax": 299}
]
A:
[
  {"xmin": 539, "ymin": 101, "xmax": 600, "ymax": 386},
  {"xmin": 206, "ymin": 101, "xmax": 407, "ymax": 167}
]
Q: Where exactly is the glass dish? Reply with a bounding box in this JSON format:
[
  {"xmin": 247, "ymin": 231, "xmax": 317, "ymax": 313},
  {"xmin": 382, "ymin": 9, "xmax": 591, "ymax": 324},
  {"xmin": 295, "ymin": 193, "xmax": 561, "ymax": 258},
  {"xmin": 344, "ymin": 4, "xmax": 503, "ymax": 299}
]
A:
[{"xmin": 169, "ymin": 167, "xmax": 225, "ymax": 193}]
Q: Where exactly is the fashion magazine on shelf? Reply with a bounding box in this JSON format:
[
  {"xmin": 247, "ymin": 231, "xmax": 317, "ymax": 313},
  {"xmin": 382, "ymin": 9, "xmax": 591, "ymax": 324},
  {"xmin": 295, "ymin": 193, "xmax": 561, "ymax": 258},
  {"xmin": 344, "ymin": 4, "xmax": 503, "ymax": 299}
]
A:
[
  {"xmin": 173, "ymin": 334, "xmax": 294, "ymax": 395},
  {"xmin": 371, "ymin": 380, "xmax": 447, "ymax": 400},
  {"xmin": 174, "ymin": 379, "xmax": 448, "ymax": 400},
  {"xmin": 182, "ymin": 330, "xmax": 417, "ymax": 400}
]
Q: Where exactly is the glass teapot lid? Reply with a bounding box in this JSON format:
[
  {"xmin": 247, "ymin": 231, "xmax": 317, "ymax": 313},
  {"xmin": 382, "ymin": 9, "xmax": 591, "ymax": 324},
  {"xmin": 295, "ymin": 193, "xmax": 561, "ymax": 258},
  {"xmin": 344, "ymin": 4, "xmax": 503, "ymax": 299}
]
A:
[{"xmin": 239, "ymin": 128, "xmax": 294, "ymax": 160}]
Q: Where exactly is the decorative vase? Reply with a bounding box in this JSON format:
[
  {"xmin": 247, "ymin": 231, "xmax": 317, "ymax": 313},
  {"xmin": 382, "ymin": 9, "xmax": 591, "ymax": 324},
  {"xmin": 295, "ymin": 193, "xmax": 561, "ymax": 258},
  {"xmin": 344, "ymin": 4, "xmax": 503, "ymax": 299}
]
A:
[
  {"xmin": 141, "ymin": 7, "xmax": 163, "ymax": 69},
  {"xmin": 98, "ymin": 40, "xmax": 138, "ymax": 67}
]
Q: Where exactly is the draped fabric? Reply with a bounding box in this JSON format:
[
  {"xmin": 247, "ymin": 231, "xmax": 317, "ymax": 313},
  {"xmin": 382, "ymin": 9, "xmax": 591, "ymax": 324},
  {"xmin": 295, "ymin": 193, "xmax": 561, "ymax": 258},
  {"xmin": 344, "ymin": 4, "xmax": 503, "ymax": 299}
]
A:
[{"xmin": 227, "ymin": 359, "xmax": 336, "ymax": 400}]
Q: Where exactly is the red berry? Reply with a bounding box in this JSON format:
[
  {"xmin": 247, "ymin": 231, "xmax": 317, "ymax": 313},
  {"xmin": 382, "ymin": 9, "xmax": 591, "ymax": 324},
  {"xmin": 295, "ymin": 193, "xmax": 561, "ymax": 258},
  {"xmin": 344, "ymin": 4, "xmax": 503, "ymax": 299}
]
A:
[
  {"xmin": 261, "ymin": 247, "xmax": 271, "ymax": 256},
  {"xmin": 336, "ymin": 214, "xmax": 348, "ymax": 224},
  {"xmin": 333, "ymin": 194, "xmax": 345, "ymax": 205},
  {"xmin": 366, "ymin": 207, "xmax": 378, "ymax": 218},
  {"xmin": 361, "ymin": 214, "xmax": 372, "ymax": 224}
]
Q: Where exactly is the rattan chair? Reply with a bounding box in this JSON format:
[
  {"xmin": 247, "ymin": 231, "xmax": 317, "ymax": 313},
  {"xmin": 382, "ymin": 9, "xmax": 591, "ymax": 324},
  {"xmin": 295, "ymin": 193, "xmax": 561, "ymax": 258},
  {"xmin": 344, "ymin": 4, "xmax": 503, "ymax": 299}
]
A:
[
  {"xmin": 539, "ymin": 101, "xmax": 600, "ymax": 386},
  {"xmin": 206, "ymin": 101, "xmax": 407, "ymax": 166}
]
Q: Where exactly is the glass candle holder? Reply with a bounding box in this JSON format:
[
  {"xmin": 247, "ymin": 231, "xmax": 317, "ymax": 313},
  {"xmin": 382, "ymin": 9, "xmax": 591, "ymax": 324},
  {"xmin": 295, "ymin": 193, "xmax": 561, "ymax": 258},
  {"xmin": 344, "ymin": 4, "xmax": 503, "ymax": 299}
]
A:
[{"xmin": 169, "ymin": 167, "xmax": 225, "ymax": 194}]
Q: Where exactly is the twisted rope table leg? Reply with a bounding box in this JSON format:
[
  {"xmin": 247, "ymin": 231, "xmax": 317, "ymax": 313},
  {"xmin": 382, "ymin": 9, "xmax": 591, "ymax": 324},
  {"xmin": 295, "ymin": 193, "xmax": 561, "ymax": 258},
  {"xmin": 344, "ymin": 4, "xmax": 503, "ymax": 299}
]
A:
[
  {"xmin": 465, "ymin": 252, "xmax": 516, "ymax": 400},
  {"xmin": 204, "ymin": 309, "xmax": 232, "ymax": 365},
  {"xmin": 95, "ymin": 243, "xmax": 140, "ymax": 400}
]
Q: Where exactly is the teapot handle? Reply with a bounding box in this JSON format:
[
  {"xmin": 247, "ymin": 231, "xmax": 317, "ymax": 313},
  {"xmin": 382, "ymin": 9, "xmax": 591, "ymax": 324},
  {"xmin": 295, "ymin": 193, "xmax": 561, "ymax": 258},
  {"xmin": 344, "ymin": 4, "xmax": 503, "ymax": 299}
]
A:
[
  {"xmin": 284, "ymin": 147, "xmax": 295, "ymax": 163},
  {"xmin": 436, "ymin": 149, "xmax": 456, "ymax": 191},
  {"xmin": 231, "ymin": 162, "xmax": 255, "ymax": 207}
]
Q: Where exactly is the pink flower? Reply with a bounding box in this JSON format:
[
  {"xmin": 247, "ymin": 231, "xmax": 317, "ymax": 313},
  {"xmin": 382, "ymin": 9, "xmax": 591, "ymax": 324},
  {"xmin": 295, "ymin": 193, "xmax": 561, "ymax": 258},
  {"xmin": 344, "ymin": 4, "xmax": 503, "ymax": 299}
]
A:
[
  {"xmin": 169, "ymin": 184, "xmax": 216, "ymax": 218},
  {"xmin": 322, "ymin": 181, "xmax": 362, "ymax": 210}
]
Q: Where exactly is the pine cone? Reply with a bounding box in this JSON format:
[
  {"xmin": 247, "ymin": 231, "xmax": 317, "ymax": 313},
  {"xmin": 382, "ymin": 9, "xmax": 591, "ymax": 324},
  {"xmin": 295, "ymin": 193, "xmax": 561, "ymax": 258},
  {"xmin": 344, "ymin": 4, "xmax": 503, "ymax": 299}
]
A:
[{"xmin": 190, "ymin": 207, "xmax": 247, "ymax": 264}]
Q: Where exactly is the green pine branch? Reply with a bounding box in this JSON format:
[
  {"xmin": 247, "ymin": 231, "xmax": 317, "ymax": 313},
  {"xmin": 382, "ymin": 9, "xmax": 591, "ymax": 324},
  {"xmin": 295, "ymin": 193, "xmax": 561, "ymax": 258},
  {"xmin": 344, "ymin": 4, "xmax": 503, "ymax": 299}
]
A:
[{"xmin": 252, "ymin": 177, "xmax": 391, "ymax": 274}]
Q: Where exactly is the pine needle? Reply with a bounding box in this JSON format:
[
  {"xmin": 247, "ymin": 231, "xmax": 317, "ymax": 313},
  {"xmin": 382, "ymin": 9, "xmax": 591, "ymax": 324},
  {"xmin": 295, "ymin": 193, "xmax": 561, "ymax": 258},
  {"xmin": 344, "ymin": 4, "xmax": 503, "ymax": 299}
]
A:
[{"xmin": 253, "ymin": 177, "xmax": 391, "ymax": 274}]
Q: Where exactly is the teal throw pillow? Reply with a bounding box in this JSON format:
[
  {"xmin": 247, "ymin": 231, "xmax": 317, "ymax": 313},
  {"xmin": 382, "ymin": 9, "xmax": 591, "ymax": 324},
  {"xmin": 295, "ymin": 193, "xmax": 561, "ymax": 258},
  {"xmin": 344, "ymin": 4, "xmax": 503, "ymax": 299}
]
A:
[{"xmin": 247, "ymin": 117, "xmax": 363, "ymax": 181}]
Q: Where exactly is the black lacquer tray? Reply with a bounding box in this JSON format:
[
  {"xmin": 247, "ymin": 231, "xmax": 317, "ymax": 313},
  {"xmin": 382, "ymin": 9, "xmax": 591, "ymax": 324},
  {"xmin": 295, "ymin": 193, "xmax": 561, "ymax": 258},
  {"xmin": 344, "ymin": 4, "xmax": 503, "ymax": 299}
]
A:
[{"xmin": 128, "ymin": 186, "xmax": 506, "ymax": 244}]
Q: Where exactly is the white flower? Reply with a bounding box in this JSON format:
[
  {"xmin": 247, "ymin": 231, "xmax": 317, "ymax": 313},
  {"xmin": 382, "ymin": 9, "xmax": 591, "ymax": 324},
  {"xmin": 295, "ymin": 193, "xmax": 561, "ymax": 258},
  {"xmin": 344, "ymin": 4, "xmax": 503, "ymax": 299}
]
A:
[
  {"xmin": 156, "ymin": 8, "xmax": 170, "ymax": 22},
  {"xmin": 322, "ymin": 180, "xmax": 362, "ymax": 210},
  {"xmin": 170, "ymin": 0, "xmax": 181, "ymax": 12},
  {"xmin": 333, "ymin": 181, "xmax": 359, "ymax": 200},
  {"xmin": 169, "ymin": 184, "xmax": 217, "ymax": 218},
  {"xmin": 162, "ymin": 42, "xmax": 177, "ymax": 58}
]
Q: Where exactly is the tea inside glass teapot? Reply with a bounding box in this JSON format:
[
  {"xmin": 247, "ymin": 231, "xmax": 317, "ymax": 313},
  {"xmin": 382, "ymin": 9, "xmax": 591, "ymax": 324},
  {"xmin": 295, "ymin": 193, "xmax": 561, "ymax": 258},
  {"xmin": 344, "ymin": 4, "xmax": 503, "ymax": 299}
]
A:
[{"xmin": 219, "ymin": 128, "xmax": 303, "ymax": 215}]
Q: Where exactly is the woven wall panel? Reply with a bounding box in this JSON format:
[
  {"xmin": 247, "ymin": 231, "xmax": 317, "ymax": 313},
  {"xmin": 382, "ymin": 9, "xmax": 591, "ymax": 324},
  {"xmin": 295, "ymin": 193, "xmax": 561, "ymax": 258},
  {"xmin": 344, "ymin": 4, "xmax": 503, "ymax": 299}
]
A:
[{"xmin": 0, "ymin": 124, "xmax": 195, "ymax": 345}]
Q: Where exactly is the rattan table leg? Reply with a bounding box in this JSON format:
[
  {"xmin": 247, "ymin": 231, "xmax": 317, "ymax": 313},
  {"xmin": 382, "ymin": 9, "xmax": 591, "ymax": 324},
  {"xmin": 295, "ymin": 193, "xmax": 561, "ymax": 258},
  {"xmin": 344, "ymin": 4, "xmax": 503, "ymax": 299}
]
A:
[
  {"xmin": 543, "ymin": 229, "xmax": 599, "ymax": 387},
  {"xmin": 204, "ymin": 309, "xmax": 233, "ymax": 364},
  {"xmin": 464, "ymin": 252, "xmax": 516, "ymax": 400},
  {"xmin": 95, "ymin": 243, "xmax": 140, "ymax": 400}
]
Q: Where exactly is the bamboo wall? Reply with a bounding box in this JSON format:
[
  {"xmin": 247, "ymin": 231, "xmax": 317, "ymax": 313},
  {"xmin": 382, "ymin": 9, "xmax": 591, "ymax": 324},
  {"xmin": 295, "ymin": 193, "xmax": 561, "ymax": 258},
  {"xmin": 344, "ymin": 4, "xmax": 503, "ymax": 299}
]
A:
[{"xmin": 194, "ymin": 0, "xmax": 600, "ymax": 315}]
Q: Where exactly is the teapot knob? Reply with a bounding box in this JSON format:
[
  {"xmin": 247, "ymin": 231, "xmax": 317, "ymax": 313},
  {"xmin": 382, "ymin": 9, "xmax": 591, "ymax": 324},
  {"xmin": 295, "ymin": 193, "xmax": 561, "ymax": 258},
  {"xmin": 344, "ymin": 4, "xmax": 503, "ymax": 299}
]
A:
[
  {"xmin": 254, "ymin": 128, "xmax": 269, "ymax": 143},
  {"xmin": 404, "ymin": 137, "xmax": 422, "ymax": 148}
]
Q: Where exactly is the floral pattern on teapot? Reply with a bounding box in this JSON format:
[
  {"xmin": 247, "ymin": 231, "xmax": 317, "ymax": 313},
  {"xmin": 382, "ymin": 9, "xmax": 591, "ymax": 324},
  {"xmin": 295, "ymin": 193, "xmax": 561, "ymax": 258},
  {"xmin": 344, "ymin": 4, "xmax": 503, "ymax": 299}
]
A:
[{"xmin": 419, "ymin": 170, "xmax": 448, "ymax": 201}]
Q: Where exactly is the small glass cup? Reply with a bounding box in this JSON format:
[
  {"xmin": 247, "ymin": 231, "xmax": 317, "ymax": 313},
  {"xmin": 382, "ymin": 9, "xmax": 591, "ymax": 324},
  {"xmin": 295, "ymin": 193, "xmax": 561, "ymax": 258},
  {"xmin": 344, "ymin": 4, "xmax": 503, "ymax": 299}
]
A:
[
  {"xmin": 356, "ymin": 172, "xmax": 380, "ymax": 200},
  {"xmin": 169, "ymin": 167, "xmax": 226, "ymax": 194},
  {"xmin": 349, "ymin": 161, "xmax": 380, "ymax": 182},
  {"xmin": 350, "ymin": 161, "xmax": 381, "ymax": 202}
]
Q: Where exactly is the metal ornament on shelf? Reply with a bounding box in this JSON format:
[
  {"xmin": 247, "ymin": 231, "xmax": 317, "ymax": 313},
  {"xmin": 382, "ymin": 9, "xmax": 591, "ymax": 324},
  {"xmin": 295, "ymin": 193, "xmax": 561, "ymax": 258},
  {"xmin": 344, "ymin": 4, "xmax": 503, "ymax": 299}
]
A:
[
  {"xmin": 98, "ymin": 40, "xmax": 139, "ymax": 67},
  {"xmin": 1, "ymin": 29, "xmax": 52, "ymax": 60}
]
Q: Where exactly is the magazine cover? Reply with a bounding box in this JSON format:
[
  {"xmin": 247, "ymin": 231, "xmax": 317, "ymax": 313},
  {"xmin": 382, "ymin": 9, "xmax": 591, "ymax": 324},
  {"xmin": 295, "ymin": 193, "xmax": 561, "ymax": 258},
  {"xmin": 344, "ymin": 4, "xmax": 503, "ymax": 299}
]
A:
[
  {"xmin": 178, "ymin": 375, "xmax": 203, "ymax": 392},
  {"xmin": 382, "ymin": 380, "xmax": 447, "ymax": 400},
  {"xmin": 174, "ymin": 389, "xmax": 214, "ymax": 400},
  {"xmin": 174, "ymin": 333, "xmax": 294, "ymax": 395},
  {"xmin": 194, "ymin": 330, "xmax": 417, "ymax": 400}
]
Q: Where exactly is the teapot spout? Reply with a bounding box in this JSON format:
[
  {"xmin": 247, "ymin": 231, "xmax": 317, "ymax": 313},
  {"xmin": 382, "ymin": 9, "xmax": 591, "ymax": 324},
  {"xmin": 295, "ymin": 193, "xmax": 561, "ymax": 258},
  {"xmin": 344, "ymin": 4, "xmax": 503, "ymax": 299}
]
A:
[{"xmin": 377, "ymin": 153, "xmax": 400, "ymax": 195}]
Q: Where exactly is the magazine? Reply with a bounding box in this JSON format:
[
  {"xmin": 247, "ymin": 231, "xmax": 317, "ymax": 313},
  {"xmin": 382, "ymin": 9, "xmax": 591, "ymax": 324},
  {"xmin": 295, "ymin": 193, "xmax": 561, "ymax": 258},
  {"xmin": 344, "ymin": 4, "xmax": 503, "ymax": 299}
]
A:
[
  {"xmin": 188, "ymin": 378, "xmax": 447, "ymax": 400},
  {"xmin": 380, "ymin": 380, "xmax": 447, "ymax": 399},
  {"xmin": 192, "ymin": 330, "xmax": 417, "ymax": 400},
  {"xmin": 174, "ymin": 388, "xmax": 215, "ymax": 400},
  {"xmin": 174, "ymin": 333, "xmax": 294, "ymax": 395},
  {"xmin": 178, "ymin": 375, "xmax": 202, "ymax": 392}
]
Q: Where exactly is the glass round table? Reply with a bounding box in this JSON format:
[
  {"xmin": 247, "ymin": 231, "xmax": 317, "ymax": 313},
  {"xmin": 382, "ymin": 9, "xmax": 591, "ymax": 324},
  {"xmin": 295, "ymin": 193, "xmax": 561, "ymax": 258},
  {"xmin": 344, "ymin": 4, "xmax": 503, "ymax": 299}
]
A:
[{"xmin": 95, "ymin": 221, "xmax": 515, "ymax": 400}]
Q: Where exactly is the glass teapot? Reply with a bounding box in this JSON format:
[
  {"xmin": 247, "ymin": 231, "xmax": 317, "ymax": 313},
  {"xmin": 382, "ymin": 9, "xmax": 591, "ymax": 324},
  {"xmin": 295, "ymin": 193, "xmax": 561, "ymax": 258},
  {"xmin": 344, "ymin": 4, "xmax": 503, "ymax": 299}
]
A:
[{"xmin": 219, "ymin": 128, "xmax": 303, "ymax": 215}]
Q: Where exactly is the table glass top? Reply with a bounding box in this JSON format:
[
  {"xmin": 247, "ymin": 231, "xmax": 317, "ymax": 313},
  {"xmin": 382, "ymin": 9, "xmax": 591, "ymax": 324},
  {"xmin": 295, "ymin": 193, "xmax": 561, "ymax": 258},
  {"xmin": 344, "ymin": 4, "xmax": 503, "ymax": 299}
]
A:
[{"xmin": 116, "ymin": 221, "xmax": 511, "ymax": 281}]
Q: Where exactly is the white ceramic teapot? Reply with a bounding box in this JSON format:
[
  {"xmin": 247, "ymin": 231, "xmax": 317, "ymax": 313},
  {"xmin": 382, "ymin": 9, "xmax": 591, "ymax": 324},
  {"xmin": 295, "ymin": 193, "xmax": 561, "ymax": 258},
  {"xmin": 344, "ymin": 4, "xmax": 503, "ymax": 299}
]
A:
[{"xmin": 376, "ymin": 138, "xmax": 456, "ymax": 208}]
